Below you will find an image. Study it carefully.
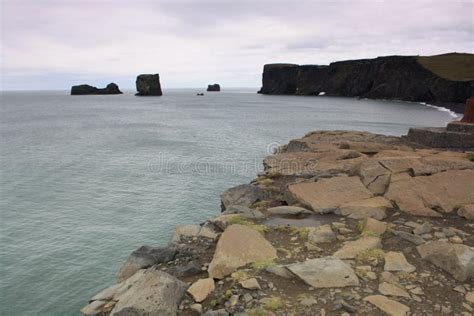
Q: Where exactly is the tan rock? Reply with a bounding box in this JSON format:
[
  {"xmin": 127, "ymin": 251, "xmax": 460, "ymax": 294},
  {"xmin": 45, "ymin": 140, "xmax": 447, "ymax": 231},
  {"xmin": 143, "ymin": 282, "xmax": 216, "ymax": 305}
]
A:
[
  {"xmin": 384, "ymin": 251, "xmax": 416, "ymax": 273},
  {"xmin": 361, "ymin": 218, "xmax": 387, "ymax": 236},
  {"xmin": 333, "ymin": 236, "xmax": 382, "ymax": 259},
  {"xmin": 384, "ymin": 170, "xmax": 474, "ymax": 217},
  {"xmin": 266, "ymin": 205, "xmax": 312, "ymax": 216},
  {"xmin": 337, "ymin": 197, "xmax": 392, "ymax": 220},
  {"xmin": 378, "ymin": 282, "xmax": 410, "ymax": 298},
  {"xmin": 379, "ymin": 271, "xmax": 399, "ymax": 284},
  {"xmin": 364, "ymin": 295, "xmax": 410, "ymax": 316},
  {"xmin": 417, "ymin": 241, "xmax": 474, "ymax": 281},
  {"xmin": 466, "ymin": 291, "xmax": 474, "ymax": 303},
  {"xmin": 286, "ymin": 257, "xmax": 359, "ymax": 288},
  {"xmin": 240, "ymin": 278, "xmax": 261, "ymax": 290},
  {"xmin": 458, "ymin": 204, "xmax": 474, "ymax": 220},
  {"xmin": 308, "ymin": 224, "xmax": 337, "ymax": 243},
  {"xmin": 171, "ymin": 224, "xmax": 200, "ymax": 242},
  {"xmin": 80, "ymin": 300, "xmax": 107, "ymax": 316},
  {"xmin": 289, "ymin": 177, "xmax": 373, "ymax": 213},
  {"xmin": 187, "ymin": 278, "xmax": 215, "ymax": 303},
  {"xmin": 208, "ymin": 225, "xmax": 277, "ymax": 279}
]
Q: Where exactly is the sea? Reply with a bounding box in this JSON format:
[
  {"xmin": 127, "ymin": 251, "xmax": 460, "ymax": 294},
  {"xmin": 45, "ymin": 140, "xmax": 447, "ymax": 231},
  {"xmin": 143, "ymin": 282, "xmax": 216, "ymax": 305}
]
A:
[{"xmin": 0, "ymin": 88, "xmax": 460, "ymax": 315}]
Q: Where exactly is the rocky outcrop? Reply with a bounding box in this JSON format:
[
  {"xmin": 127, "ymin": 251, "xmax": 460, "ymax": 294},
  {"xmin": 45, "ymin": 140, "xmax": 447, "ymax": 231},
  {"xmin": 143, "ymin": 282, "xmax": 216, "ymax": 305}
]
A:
[
  {"xmin": 135, "ymin": 74, "xmax": 162, "ymax": 96},
  {"xmin": 258, "ymin": 53, "xmax": 473, "ymax": 112},
  {"xmin": 71, "ymin": 83, "xmax": 122, "ymax": 95},
  {"xmin": 207, "ymin": 84, "xmax": 220, "ymax": 92},
  {"xmin": 461, "ymin": 97, "xmax": 474, "ymax": 123}
]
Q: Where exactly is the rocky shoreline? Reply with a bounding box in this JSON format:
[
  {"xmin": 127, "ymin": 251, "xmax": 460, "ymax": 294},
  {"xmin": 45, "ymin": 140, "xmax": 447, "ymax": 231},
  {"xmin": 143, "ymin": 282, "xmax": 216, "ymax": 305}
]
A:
[{"xmin": 81, "ymin": 118, "xmax": 474, "ymax": 315}]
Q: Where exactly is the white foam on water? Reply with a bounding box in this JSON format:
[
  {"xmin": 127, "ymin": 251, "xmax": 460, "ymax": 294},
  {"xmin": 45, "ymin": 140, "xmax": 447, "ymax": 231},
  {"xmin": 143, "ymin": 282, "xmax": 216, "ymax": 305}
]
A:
[
  {"xmin": 318, "ymin": 91, "xmax": 326, "ymax": 96},
  {"xmin": 423, "ymin": 103, "xmax": 460, "ymax": 119}
]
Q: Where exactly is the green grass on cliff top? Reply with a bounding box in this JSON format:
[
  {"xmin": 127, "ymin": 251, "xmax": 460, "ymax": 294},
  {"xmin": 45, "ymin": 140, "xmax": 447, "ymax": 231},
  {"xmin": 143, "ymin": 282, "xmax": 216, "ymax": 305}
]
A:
[{"xmin": 417, "ymin": 53, "xmax": 474, "ymax": 81}]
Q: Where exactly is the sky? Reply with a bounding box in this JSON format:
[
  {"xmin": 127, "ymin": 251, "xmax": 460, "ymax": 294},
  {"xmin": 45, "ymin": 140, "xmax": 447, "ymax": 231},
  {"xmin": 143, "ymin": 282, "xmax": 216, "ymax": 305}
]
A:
[{"xmin": 1, "ymin": 0, "xmax": 473, "ymax": 90}]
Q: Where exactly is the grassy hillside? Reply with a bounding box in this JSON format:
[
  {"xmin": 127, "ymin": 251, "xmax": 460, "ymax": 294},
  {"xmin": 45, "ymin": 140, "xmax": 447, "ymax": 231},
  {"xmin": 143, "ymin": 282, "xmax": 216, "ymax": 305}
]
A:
[{"xmin": 417, "ymin": 53, "xmax": 474, "ymax": 81}]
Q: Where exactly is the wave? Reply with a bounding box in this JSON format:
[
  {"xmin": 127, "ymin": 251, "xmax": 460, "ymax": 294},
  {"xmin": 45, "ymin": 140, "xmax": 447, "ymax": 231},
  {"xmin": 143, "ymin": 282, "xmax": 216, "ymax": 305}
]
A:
[{"xmin": 421, "ymin": 102, "xmax": 460, "ymax": 119}]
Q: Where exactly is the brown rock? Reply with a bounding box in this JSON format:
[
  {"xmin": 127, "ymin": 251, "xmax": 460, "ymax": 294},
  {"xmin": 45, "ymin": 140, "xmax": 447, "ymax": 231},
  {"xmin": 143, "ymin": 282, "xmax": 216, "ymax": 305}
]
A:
[
  {"xmin": 384, "ymin": 170, "xmax": 474, "ymax": 217},
  {"xmin": 289, "ymin": 177, "xmax": 373, "ymax": 213},
  {"xmin": 187, "ymin": 278, "xmax": 215, "ymax": 303},
  {"xmin": 384, "ymin": 251, "xmax": 416, "ymax": 273},
  {"xmin": 378, "ymin": 282, "xmax": 410, "ymax": 298},
  {"xmin": 458, "ymin": 204, "xmax": 474, "ymax": 220},
  {"xmin": 461, "ymin": 97, "xmax": 474, "ymax": 124},
  {"xmin": 337, "ymin": 196, "xmax": 392, "ymax": 220},
  {"xmin": 361, "ymin": 218, "xmax": 387, "ymax": 236},
  {"xmin": 364, "ymin": 295, "xmax": 410, "ymax": 316},
  {"xmin": 208, "ymin": 225, "xmax": 277, "ymax": 279},
  {"xmin": 333, "ymin": 236, "xmax": 382, "ymax": 259}
]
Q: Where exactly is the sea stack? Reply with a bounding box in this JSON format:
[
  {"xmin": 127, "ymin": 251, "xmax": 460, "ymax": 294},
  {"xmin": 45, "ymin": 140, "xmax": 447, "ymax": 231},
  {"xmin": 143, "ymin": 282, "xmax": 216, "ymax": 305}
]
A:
[
  {"xmin": 136, "ymin": 74, "xmax": 163, "ymax": 96},
  {"xmin": 207, "ymin": 84, "xmax": 220, "ymax": 92},
  {"xmin": 71, "ymin": 83, "xmax": 122, "ymax": 95}
]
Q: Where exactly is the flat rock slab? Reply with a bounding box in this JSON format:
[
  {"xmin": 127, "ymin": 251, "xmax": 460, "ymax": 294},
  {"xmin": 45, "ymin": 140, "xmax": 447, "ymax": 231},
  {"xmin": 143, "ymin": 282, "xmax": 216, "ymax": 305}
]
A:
[
  {"xmin": 362, "ymin": 218, "xmax": 387, "ymax": 236},
  {"xmin": 364, "ymin": 295, "xmax": 410, "ymax": 316},
  {"xmin": 384, "ymin": 251, "xmax": 416, "ymax": 273},
  {"xmin": 336, "ymin": 197, "xmax": 392, "ymax": 220},
  {"xmin": 187, "ymin": 278, "xmax": 215, "ymax": 303},
  {"xmin": 417, "ymin": 241, "xmax": 474, "ymax": 282},
  {"xmin": 266, "ymin": 206, "xmax": 312, "ymax": 216},
  {"xmin": 208, "ymin": 224, "xmax": 277, "ymax": 279},
  {"xmin": 286, "ymin": 257, "xmax": 359, "ymax": 288},
  {"xmin": 289, "ymin": 177, "xmax": 373, "ymax": 213},
  {"xmin": 378, "ymin": 282, "xmax": 410, "ymax": 298},
  {"xmin": 334, "ymin": 236, "xmax": 382, "ymax": 259},
  {"xmin": 220, "ymin": 184, "xmax": 266, "ymax": 210},
  {"xmin": 458, "ymin": 204, "xmax": 474, "ymax": 220},
  {"xmin": 110, "ymin": 269, "xmax": 187, "ymax": 315},
  {"xmin": 385, "ymin": 169, "xmax": 474, "ymax": 217}
]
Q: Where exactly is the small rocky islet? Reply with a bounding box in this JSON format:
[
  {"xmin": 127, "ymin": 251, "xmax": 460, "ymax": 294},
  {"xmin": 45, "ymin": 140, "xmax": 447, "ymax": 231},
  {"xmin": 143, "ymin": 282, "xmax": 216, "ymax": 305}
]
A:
[{"xmin": 81, "ymin": 102, "xmax": 474, "ymax": 316}]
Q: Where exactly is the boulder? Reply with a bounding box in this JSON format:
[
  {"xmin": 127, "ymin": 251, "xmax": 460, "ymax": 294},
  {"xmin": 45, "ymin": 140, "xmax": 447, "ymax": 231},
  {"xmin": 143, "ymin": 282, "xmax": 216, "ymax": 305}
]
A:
[
  {"xmin": 220, "ymin": 184, "xmax": 266, "ymax": 210},
  {"xmin": 308, "ymin": 224, "xmax": 337, "ymax": 243},
  {"xmin": 135, "ymin": 74, "xmax": 162, "ymax": 96},
  {"xmin": 458, "ymin": 204, "xmax": 474, "ymax": 220},
  {"xmin": 222, "ymin": 205, "xmax": 265, "ymax": 219},
  {"xmin": 364, "ymin": 295, "xmax": 410, "ymax": 316},
  {"xmin": 286, "ymin": 257, "xmax": 359, "ymax": 288},
  {"xmin": 208, "ymin": 224, "xmax": 277, "ymax": 279},
  {"xmin": 333, "ymin": 236, "xmax": 382, "ymax": 259},
  {"xmin": 288, "ymin": 177, "xmax": 373, "ymax": 213},
  {"xmin": 116, "ymin": 245, "xmax": 176, "ymax": 282},
  {"xmin": 337, "ymin": 197, "xmax": 392, "ymax": 220},
  {"xmin": 207, "ymin": 84, "xmax": 220, "ymax": 92},
  {"xmin": 80, "ymin": 300, "xmax": 108, "ymax": 316},
  {"xmin": 417, "ymin": 241, "xmax": 474, "ymax": 281},
  {"xmin": 110, "ymin": 269, "xmax": 187, "ymax": 315},
  {"xmin": 384, "ymin": 169, "xmax": 474, "ymax": 217},
  {"xmin": 392, "ymin": 230, "xmax": 425, "ymax": 245},
  {"xmin": 187, "ymin": 278, "xmax": 215, "ymax": 303},
  {"xmin": 384, "ymin": 251, "xmax": 416, "ymax": 273},
  {"xmin": 240, "ymin": 278, "xmax": 261, "ymax": 290},
  {"xmin": 71, "ymin": 83, "xmax": 122, "ymax": 95}
]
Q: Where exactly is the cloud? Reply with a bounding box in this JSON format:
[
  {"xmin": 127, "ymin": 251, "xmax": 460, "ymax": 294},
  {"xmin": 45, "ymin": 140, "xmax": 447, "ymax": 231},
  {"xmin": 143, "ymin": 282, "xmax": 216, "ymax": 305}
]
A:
[{"xmin": 1, "ymin": 0, "xmax": 473, "ymax": 90}]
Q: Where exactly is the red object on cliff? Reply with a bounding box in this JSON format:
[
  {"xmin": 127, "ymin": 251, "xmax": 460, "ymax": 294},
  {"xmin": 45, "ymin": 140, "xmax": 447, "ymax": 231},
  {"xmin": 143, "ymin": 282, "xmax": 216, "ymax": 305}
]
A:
[{"xmin": 461, "ymin": 97, "xmax": 474, "ymax": 124}]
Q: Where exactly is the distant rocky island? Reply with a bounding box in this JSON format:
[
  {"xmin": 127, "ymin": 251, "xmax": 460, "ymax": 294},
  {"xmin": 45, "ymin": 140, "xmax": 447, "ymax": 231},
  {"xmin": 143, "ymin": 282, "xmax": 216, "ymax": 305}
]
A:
[
  {"xmin": 258, "ymin": 53, "xmax": 474, "ymax": 113},
  {"xmin": 207, "ymin": 84, "xmax": 221, "ymax": 92},
  {"xmin": 81, "ymin": 101, "xmax": 474, "ymax": 315},
  {"xmin": 70, "ymin": 83, "xmax": 122, "ymax": 95},
  {"xmin": 136, "ymin": 74, "xmax": 163, "ymax": 96}
]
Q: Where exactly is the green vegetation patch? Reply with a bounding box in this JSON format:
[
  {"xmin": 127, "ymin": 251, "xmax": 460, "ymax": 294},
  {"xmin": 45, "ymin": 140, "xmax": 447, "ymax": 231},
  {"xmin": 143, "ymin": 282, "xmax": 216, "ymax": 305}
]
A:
[
  {"xmin": 227, "ymin": 216, "xmax": 269, "ymax": 234},
  {"xmin": 251, "ymin": 259, "xmax": 275, "ymax": 272},
  {"xmin": 417, "ymin": 53, "xmax": 474, "ymax": 81}
]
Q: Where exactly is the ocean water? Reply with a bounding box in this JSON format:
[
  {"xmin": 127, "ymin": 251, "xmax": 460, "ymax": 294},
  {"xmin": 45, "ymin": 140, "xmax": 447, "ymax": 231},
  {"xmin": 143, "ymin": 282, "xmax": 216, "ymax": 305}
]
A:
[{"xmin": 0, "ymin": 89, "xmax": 459, "ymax": 315}]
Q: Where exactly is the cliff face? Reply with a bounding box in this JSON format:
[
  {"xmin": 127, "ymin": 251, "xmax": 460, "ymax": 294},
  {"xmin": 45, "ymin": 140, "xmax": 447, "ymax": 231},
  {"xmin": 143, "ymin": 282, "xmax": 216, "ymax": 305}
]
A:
[
  {"xmin": 71, "ymin": 83, "xmax": 122, "ymax": 95},
  {"xmin": 136, "ymin": 74, "xmax": 163, "ymax": 96},
  {"xmin": 259, "ymin": 54, "xmax": 474, "ymax": 112}
]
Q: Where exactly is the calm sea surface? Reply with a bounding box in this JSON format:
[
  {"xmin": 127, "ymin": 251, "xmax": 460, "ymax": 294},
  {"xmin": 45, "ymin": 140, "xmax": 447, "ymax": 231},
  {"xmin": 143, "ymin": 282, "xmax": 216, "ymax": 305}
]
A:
[{"xmin": 0, "ymin": 89, "xmax": 459, "ymax": 315}]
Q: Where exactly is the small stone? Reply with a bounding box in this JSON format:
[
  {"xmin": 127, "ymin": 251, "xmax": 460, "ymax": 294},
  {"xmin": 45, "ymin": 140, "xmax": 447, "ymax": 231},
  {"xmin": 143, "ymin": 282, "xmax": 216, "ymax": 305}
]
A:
[
  {"xmin": 392, "ymin": 230, "xmax": 425, "ymax": 245},
  {"xmin": 410, "ymin": 287, "xmax": 424, "ymax": 295},
  {"xmin": 378, "ymin": 282, "xmax": 410, "ymax": 298},
  {"xmin": 80, "ymin": 300, "xmax": 107, "ymax": 316},
  {"xmin": 308, "ymin": 224, "xmax": 337, "ymax": 243},
  {"xmin": 187, "ymin": 278, "xmax": 215, "ymax": 303},
  {"xmin": 362, "ymin": 218, "xmax": 387, "ymax": 236},
  {"xmin": 454, "ymin": 285, "xmax": 466, "ymax": 294},
  {"xmin": 334, "ymin": 236, "xmax": 382, "ymax": 259},
  {"xmin": 305, "ymin": 242, "xmax": 323, "ymax": 252},
  {"xmin": 384, "ymin": 251, "xmax": 416, "ymax": 273},
  {"xmin": 229, "ymin": 294, "xmax": 239, "ymax": 306},
  {"xmin": 450, "ymin": 236, "xmax": 463, "ymax": 244},
  {"xmin": 240, "ymin": 278, "xmax": 261, "ymax": 290},
  {"xmin": 434, "ymin": 232, "xmax": 446, "ymax": 239},
  {"xmin": 379, "ymin": 271, "xmax": 399, "ymax": 284},
  {"xmin": 300, "ymin": 297, "xmax": 318, "ymax": 306},
  {"xmin": 413, "ymin": 222, "xmax": 432, "ymax": 235},
  {"xmin": 190, "ymin": 304, "xmax": 203, "ymax": 314},
  {"xmin": 266, "ymin": 265, "xmax": 293, "ymax": 279},
  {"xmin": 466, "ymin": 291, "xmax": 474, "ymax": 303}
]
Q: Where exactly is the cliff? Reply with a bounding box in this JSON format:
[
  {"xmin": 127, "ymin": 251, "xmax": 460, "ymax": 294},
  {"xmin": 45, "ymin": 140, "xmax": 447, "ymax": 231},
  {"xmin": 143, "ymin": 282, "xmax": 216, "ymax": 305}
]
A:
[
  {"xmin": 258, "ymin": 53, "xmax": 474, "ymax": 113},
  {"xmin": 70, "ymin": 83, "xmax": 122, "ymax": 95},
  {"xmin": 81, "ymin": 124, "xmax": 474, "ymax": 315},
  {"xmin": 207, "ymin": 84, "xmax": 221, "ymax": 92}
]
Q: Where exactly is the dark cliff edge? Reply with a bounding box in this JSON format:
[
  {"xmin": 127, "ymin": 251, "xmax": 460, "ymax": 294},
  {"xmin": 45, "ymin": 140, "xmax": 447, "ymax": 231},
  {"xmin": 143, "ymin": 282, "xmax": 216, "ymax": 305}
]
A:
[
  {"xmin": 71, "ymin": 83, "xmax": 122, "ymax": 95},
  {"xmin": 207, "ymin": 84, "xmax": 221, "ymax": 92},
  {"xmin": 258, "ymin": 53, "xmax": 474, "ymax": 113}
]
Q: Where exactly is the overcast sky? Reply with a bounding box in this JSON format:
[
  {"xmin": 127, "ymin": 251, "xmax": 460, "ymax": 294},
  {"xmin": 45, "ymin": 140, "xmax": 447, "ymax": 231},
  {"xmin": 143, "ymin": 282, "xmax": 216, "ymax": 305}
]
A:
[{"xmin": 1, "ymin": 0, "xmax": 473, "ymax": 90}]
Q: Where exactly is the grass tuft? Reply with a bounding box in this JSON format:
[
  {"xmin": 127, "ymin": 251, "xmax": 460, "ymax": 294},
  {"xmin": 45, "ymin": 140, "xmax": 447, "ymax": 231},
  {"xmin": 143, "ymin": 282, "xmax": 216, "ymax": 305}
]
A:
[
  {"xmin": 262, "ymin": 296, "xmax": 284, "ymax": 310},
  {"xmin": 227, "ymin": 216, "xmax": 269, "ymax": 234},
  {"xmin": 251, "ymin": 259, "xmax": 275, "ymax": 272},
  {"xmin": 356, "ymin": 248, "xmax": 385, "ymax": 263}
]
